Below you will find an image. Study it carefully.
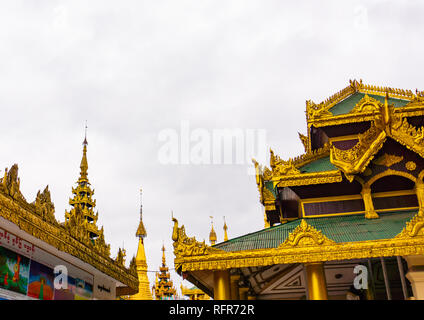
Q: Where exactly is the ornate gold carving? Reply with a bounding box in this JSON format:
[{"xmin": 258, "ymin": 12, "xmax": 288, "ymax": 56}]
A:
[
  {"xmin": 290, "ymin": 143, "xmax": 331, "ymax": 168},
  {"xmin": 33, "ymin": 186, "xmax": 58, "ymax": 226},
  {"xmin": 2, "ymin": 164, "xmax": 27, "ymax": 203},
  {"xmin": 175, "ymin": 233, "xmax": 424, "ymax": 272},
  {"xmin": 129, "ymin": 256, "xmax": 137, "ymax": 276},
  {"xmin": 174, "ymin": 211, "xmax": 424, "ymax": 272},
  {"xmin": 298, "ymin": 132, "xmax": 309, "ymax": 152},
  {"xmin": 359, "ymin": 82, "xmax": 415, "ymax": 100},
  {"xmin": 396, "ymin": 214, "xmax": 424, "ymax": 238},
  {"xmin": 330, "ymin": 122, "xmax": 386, "ymax": 179},
  {"xmin": 270, "ymin": 150, "xmax": 301, "ymax": 176},
  {"xmin": 307, "ymin": 80, "xmax": 424, "ymax": 128},
  {"xmin": 275, "ymin": 170, "xmax": 342, "ymax": 188},
  {"xmin": 390, "ymin": 118, "xmax": 424, "ymax": 158},
  {"xmin": 172, "ymin": 217, "xmax": 224, "ymax": 260},
  {"xmin": 0, "ymin": 191, "xmax": 137, "ymax": 290},
  {"xmin": 279, "ymin": 220, "xmax": 335, "ymax": 247},
  {"xmin": 63, "ymin": 140, "xmax": 112, "ymax": 257},
  {"xmin": 406, "ymin": 161, "xmax": 417, "ymax": 171},
  {"xmin": 115, "ymin": 247, "xmax": 126, "ymax": 266},
  {"xmin": 373, "ymin": 153, "xmax": 404, "ymax": 167},
  {"xmin": 306, "ymin": 80, "xmax": 358, "ymax": 121},
  {"xmin": 350, "ymin": 94, "xmax": 381, "ymax": 113}
]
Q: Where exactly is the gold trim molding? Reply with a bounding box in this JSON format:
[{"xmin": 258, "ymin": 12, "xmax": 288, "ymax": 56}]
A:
[{"xmin": 174, "ymin": 212, "xmax": 424, "ymax": 272}]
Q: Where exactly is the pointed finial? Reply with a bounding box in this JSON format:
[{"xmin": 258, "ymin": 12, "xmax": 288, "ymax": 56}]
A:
[
  {"xmin": 136, "ymin": 187, "xmax": 147, "ymax": 238},
  {"xmin": 83, "ymin": 121, "xmax": 88, "ymax": 146},
  {"xmin": 79, "ymin": 123, "xmax": 89, "ymax": 180},
  {"xmin": 223, "ymin": 216, "xmax": 228, "ymax": 242},
  {"xmin": 209, "ymin": 216, "xmax": 217, "ymax": 245},
  {"xmin": 162, "ymin": 244, "xmax": 166, "ymax": 265}
]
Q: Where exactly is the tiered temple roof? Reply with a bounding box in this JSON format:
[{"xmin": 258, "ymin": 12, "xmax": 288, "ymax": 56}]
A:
[{"xmin": 171, "ymin": 80, "xmax": 424, "ymax": 299}]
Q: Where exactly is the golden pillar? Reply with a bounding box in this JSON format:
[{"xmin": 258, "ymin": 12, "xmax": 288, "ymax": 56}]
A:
[
  {"xmin": 361, "ymin": 186, "xmax": 379, "ymax": 219},
  {"xmin": 214, "ymin": 270, "xmax": 231, "ymax": 300},
  {"xmin": 230, "ymin": 274, "xmax": 240, "ymax": 300},
  {"xmin": 305, "ymin": 262, "xmax": 328, "ymax": 300}
]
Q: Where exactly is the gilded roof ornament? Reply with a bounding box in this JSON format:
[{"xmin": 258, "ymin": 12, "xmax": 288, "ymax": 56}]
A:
[
  {"xmin": 115, "ymin": 247, "xmax": 126, "ymax": 266},
  {"xmin": 298, "ymin": 132, "xmax": 309, "ymax": 152},
  {"xmin": 279, "ymin": 219, "xmax": 335, "ymax": 248},
  {"xmin": 330, "ymin": 122, "xmax": 386, "ymax": 179},
  {"xmin": 172, "ymin": 216, "xmax": 223, "ymax": 261},
  {"xmin": 34, "ymin": 185, "xmax": 58, "ymax": 225},
  {"xmin": 406, "ymin": 161, "xmax": 417, "ymax": 171},
  {"xmin": 350, "ymin": 94, "xmax": 381, "ymax": 113},
  {"xmin": 396, "ymin": 213, "xmax": 424, "ymax": 239},
  {"xmin": 129, "ymin": 256, "xmax": 137, "ymax": 276},
  {"xmin": 372, "ymin": 153, "xmax": 404, "ymax": 167},
  {"xmin": 209, "ymin": 216, "xmax": 217, "ymax": 245},
  {"xmin": 270, "ymin": 151, "xmax": 301, "ymax": 176},
  {"xmin": 306, "ymin": 79, "xmax": 360, "ymax": 121},
  {"xmin": 307, "ymin": 79, "xmax": 424, "ymax": 128},
  {"xmin": 2, "ymin": 164, "xmax": 26, "ymax": 202}
]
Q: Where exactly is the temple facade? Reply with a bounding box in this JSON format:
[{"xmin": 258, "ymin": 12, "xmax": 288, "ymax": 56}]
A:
[
  {"xmin": 172, "ymin": 80, "xmax": 424, "ymax": 300},
  {"xmin": 0, "ymin": 135, "xmax": 138, "ymax": 300}
]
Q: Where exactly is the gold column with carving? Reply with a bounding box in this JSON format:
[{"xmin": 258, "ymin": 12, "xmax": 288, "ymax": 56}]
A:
[
  {"xmin": 230, "ymin": 274, "xmax": 240, "ymax": 300},
  {"xmin": 214, "ymin": 270, "xmax": 231, "ymax": 300},
  {"xmin": 361, "ymin": 186, "xmax": 379, "ymax": 219},
  {"xmin": 305, "ymin": 262, "xmax": 328, "ymax": 300}
]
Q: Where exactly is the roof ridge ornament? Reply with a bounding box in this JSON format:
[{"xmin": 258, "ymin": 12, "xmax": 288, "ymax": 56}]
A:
[
  {"xmin": 279, "ymin": 219, "xmax": 335, "ymax": 248},
  {"xmin": 172, "ymin": 216, "xmax": 223, "ymax": 264}
]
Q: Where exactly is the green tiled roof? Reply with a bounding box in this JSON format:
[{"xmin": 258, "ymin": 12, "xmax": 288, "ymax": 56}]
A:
[
  {"xmin": 329, "ymin": 92, "xmax": 409, "ymax": 116},
  {"xmin": 298, "ymin": 156, "xmax": 337, "ymax": 173},
  {"xmin": 214, "ymin": 210, "xmax": 416, "ymax": 252}
]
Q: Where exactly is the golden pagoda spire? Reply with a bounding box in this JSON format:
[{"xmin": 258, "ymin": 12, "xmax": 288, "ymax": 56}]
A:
[
  {"xmin": 209, "ymin": 216, "xmax": 217, "ymax": 245},
  {"xmin": 153, "ymin": 245, "xmax": 176, "ymax": 300},
  {"xmin": 223, "ymin": 216, "xmax": 228, "ymax": 242},
  {"xmin": 64, "ymin": 128, "xmax": 110, "ymax": 256},
  {"xmin": 130, "ymin": 187, "xmax": 152, "ymax": 300}
]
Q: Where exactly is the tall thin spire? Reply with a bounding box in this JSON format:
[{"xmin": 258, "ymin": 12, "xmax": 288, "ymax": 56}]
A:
[
  {"xmin": 64, "ymin": 128, "xmax": 108, "ymax": 253},
  {"xmin": 223, "ymin": 216, "xmax": 228, "ymax": 242},
  {"xmin": 162, "ymin": 244, "xmax": 166, "ymax": 266},
  {"xmin": 153, "ymin": 245, "xmax": 176, "ymax": 300},
  {"xmin": 136, "ymin": 188, "xmax": 147, "ymax": 238},
  {"xmin": 209, "ymin": 216, "xmax": 217, "ymax": 245},
  {"xmin": 130, "ymin": 187, "xmax": 152, "ymax": 300},
  {"xmin": 80, "ymin": 122, "xmax": 89, "ymax": 181}
]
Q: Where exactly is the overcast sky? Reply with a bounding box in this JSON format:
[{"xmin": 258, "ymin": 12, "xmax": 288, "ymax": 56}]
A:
[{"xmin": 0, "ymin": 0, "xmax": 423, "ymax": 297}]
